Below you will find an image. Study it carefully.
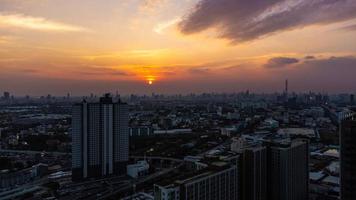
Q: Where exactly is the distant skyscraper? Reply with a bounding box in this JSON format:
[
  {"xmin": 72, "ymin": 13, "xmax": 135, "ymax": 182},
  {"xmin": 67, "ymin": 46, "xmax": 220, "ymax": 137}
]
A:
[
  {"xmin": 265, "ymin": 139, "xmax": 309, "ymax": 200},
  {"xmin": 340, "ymin": 118, "xmax": 356, "ymax": 200},
  {"xmin": 72, "ymin": 94, "xmax": 129, "ymax": 181},
  {"xmin": 240, "ymin": 146, "xmax": 267, "ymax": 200},
  {"xmin": 282, "ymin": 79, "xmax": 289, "ymax": 103},
  {"xmin": 350, "ymin": 94, "xmax": 355, "ymax": 105},
  {"xmin": 3, "ymin": 91, "xmax": 10, "ymax": 100}
]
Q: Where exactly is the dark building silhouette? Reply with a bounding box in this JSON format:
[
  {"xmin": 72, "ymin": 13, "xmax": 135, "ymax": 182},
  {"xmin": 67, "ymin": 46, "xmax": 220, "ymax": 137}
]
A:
[
  {"xmin": 240, "ymin": 146, "xmax": 267, "ymax": 200},
  {"xmin": 3, "ymin": 91, "xmax": 10, "ymax": 100},
  {"xmin": 154, "ymin": 160, "xmax": 239, "ymax": 200},
  {"xmin": 350, "ymin": 94, "xmax": 355, "ymax": 105},
  {"xmin": 72, "ymin": 94, "xmax": 129, "ymax": 181},
  {"xmin": 340, "ymin": 118, "xmax": 356, "ymax": 200},
  {"xmin": 265, "ymin": 139, "xmax": 309, "ymax": 200}
]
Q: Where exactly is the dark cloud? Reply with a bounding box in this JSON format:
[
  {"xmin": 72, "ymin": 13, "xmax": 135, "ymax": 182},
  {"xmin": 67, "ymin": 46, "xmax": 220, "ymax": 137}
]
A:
[
  {"xmin": 264, "ymin": 57, "xmax": 299, "ymax": 68},
  {"xmin": 188, "ymin": 67, "xmax": 211, "ymax": 74},
  {"xmin": 297, "ymin": 56, "xmax": 356, "ymax": 77},
  {"xmin": 304, "ymin": 56, "xmax": 315, "ymax": 60},
  {"xmin": 221, "ymin": 64, "xmax": 247, "ymax": 71},
  {"xmin": 280, "ymin": 56, "xmax": 356, "ymax": 91},
  {"xmin": 179, "ymin": 0, "xmax": 356, "ymax": 43},
  {"xmin": 74, "ymin": 66, "xmax": 133, "ymax": 76}
]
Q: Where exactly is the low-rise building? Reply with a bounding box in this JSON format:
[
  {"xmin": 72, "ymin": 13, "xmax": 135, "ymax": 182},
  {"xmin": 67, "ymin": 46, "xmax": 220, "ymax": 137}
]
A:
[
  {"xmin": 127, "ymin": 160, "xmax": 149, "ymax": 179},
  {"xmin": 154, "ymin": 156, "xmax": 239, "ymax": 200}
]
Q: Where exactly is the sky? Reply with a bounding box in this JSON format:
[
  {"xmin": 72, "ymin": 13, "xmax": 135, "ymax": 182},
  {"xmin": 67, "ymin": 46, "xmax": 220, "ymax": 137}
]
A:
[{"xmin": 1, "ymin": 0, "xmax": 356, "ymax": 96}]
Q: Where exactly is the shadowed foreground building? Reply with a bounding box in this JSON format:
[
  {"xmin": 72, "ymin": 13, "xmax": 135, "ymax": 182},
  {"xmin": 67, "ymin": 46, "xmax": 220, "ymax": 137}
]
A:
[
  {"xmin": 72, "ymin": 94, "xmax": 129, "ymax": 181},
  {"xmin": 265, "ymin": 139, "xmax": 309, "ymax": 200},
  {"xmin": 154, "ymin": 156, "xmax": 239, "ymax": 200},
  {"xmin": 240, "ymin": 146, "xmax": 267, "ymax": 200},
  {"xmin": 340, "ymin": 118, "xmax": 356, "ymax": 200}
]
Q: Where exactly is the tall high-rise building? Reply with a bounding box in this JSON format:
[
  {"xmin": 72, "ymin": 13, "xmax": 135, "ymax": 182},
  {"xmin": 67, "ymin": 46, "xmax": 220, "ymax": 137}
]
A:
[
  {"xmin": 240, "ymin": 146, "xmax": 267, "ymax": 200},
  {"xmin": 350, "ymin": 94, "xmax": 355, "ymax": 105},
  {"xmin": 3, "ymin": 91, "xmax": 10, "ymax": 100},
  {"xmin": 340, "ymin": 118, "xmax": 356, "ymax": 200},
  {"xmin": 265, "ymin": 139, "xmax": 309, "ymax": 200},
  {"xmin": 72, "ymin": 94, "xmax": 129, "ymax": 181}
]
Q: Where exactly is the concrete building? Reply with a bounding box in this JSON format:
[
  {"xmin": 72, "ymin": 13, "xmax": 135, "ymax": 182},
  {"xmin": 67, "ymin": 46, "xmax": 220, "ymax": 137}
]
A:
[
  {"xmin": 277, "ymin": 128, "xmax": 315, "ymax": 138},
  {"xmin": 154, "ymin": 184, "xmax": 180, "ymax": 200},
  {"xmin": 127, "ymin": 160, "xmax": 149, "ymax": 179},
  {"xmin": 340, "ymin": 119, "xmax": 356, "ymax": 200},
  {"xmin": 230, "ymin": 137, "xmax": 246, "ymax": 153},
  {"xmin": 263, "ymin": 119, "xmax": 279, "ymax": 129},
  {"xmin": 240, "ymin": 146, "xmax": 267, "ymax": 200},
  {"xmin": 229, "ymin": 136, "xmax": 267, "ymax": 200},
  {"xmin": 0, "ymin": 164, "xmax": 47, "ymax": 189},
  {"xmin": 72, "ymin": 94, "xmax": 129, "ymax": 181},
  {"xmin": 154, "ymin": 161, "xmax": 239, "ymax": 200},
  {"xmin": 122, "ymin": 192, "xmax": 154, "ymax": 200},
  {"xmin": 265, "ymin": 139, "xmax": 309, "ymax": 200},
  {"xmin": 129, "ymin": 126, "xmax": 154, "ymax": 137}
]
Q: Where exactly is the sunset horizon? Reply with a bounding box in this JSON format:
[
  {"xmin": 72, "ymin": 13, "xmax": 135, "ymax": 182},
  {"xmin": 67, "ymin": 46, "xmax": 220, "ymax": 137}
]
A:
[
  {"xmin": 1, "ymin": 0, "xmax": 356, "ymax": 95},
  {"xmin": 2, "ymin": 1, "xmax": 356, "ymax": 199}
]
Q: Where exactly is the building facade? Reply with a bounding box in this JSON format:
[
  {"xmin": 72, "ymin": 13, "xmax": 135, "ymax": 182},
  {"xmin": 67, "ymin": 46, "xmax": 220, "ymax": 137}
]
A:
[
  {"xmin": 154, "ymin": 163, "xmax": 239, "ymax": 200},
  {"xmin": 72, "ymin": 94, "xmax": 129, "ymax": 181},
  {"xmin": 265, "ymin": 139, "xmax": 309, "ymax": 200},
  {"xmin": 340, "ymin": 119, "xmax": 356, "ymax": 200},
  {"xmin": 240, "ymin": 146, "xmax": 267, "ymax": 200}
]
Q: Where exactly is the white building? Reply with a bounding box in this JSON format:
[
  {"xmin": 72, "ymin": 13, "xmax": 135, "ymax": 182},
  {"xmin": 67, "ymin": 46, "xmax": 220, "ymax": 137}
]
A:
[
  {"xmin": 127, "ymin": 160, "xmax": 149, "ymax": 179},
  {"xmin": 154, "ymin": 184, "xmax": 180, "ymax": 200},
  {"xmin": 263, "ymin": 118, "xmax": 279, "ymax": 129},
  {"xmin": 220, "ymin": 127, "xmax": 237, "ymax": 136}
]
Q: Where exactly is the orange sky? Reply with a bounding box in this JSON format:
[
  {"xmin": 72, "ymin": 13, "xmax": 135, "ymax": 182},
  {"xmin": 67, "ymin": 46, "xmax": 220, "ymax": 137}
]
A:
[{"xmin": 1, "ymin": 0, "xmax": 356, "ymax": 95}]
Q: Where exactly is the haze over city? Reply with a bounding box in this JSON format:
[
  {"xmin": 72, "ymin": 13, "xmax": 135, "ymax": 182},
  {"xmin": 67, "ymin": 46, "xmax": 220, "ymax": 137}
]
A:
[
  {"xmin": 2, "ymin": 1, "xmax": 356, "ymax": 200},
  {"xmin": 1, "ymin": 0, "xmax": 356, "ymax": 95}
]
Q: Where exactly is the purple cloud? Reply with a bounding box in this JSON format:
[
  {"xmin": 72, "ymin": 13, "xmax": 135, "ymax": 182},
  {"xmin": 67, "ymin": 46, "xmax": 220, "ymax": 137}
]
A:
[
  {"xmin": 342, "ymin": 23, "xmax": 356, "ymax": 31},
  {"xmin": 188, "ymin": 67, "xmax": 211, "ymax": 74},
  {"xmin": 179, "ymin": 0, "xmax": 356, "ymax": 43},
  {"xmin": 264, "ymin": 57, "xmax": 299, "ymax": 68}
]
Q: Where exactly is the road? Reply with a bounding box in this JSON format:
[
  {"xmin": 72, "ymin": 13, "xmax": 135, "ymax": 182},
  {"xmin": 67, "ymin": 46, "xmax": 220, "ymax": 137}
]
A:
[
  {"xmin": 57, "ymin": 156, "xmax": 183, "ymax": 199},
  {"xmin": 198, "ymin": 138, "xmax": 231, "ymax": 157},
  {"xmin": 130, "ymin": 156, "xmax": 183, "ymax": 163},
  {"xmin": 0, "ymin": 149, "xmax": 69, "ymax": 156},
  {"xmin": 0, "ymin": 176, "xmax": 50, "ymax": 200}
]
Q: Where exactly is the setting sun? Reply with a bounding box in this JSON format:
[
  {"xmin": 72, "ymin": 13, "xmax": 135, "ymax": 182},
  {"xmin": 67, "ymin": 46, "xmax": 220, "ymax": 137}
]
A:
[
  {"xmin": 0, "ymin": 0, "xmax": 356, "ymax": 95},
  {"xmin": 146, "ymin": 75, "xmax": 156, "ymax": 85}
]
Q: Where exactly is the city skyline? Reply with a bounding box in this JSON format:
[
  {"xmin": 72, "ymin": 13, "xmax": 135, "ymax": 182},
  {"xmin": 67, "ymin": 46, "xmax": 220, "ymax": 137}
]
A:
[
  {"xmin": 1, "ymin": 0, "xmax": 356, "ymax": 95},
  {"xmin": 0, "ymin": 86, "xmax": 353, "ymax": 199}
]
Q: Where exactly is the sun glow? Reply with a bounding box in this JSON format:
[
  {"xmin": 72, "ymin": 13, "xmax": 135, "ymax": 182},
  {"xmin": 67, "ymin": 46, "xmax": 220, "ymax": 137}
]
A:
[{"xmin": 146, "ymin": 75, "xmax": 156, "ymax": 85}]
